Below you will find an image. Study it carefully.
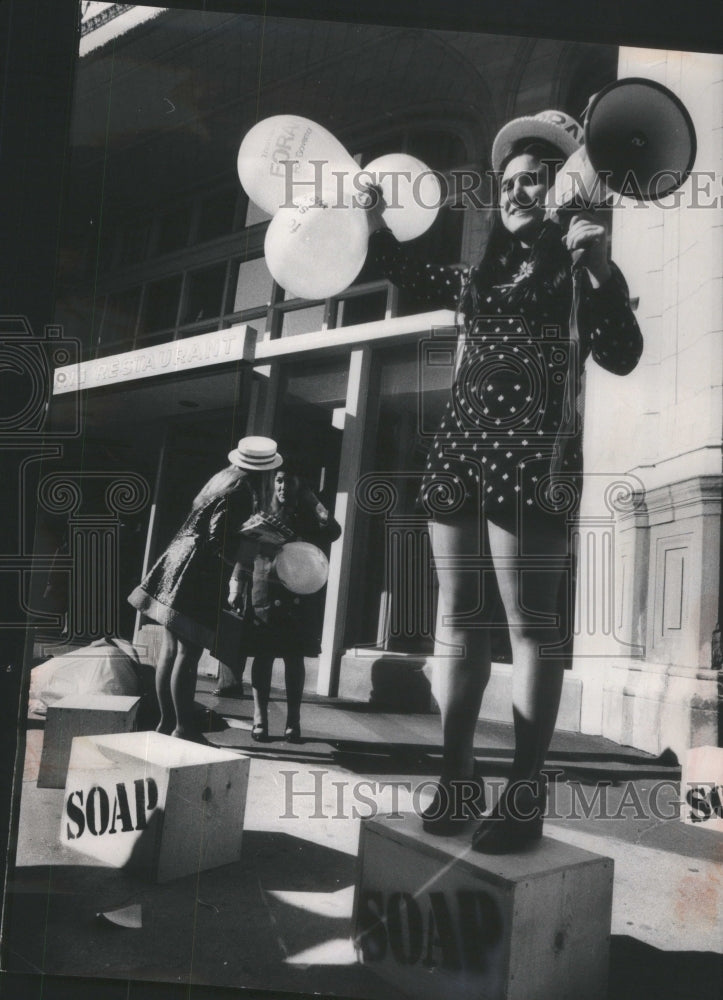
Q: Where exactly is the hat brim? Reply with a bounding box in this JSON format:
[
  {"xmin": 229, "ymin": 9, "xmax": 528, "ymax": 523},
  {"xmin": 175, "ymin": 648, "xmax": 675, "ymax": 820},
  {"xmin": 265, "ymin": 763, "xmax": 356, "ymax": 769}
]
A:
[
  {"xmin": 491, "ymin": 118, "xmax": 581, "ymax": 173},
  {"xmin": 228, "ymin": 450, "xmax": 283, "ymax": 471}
]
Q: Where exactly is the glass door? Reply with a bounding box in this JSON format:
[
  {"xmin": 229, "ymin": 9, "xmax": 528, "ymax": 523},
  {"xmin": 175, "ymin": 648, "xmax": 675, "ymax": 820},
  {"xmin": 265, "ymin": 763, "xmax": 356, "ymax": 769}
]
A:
[
  {"xmin": 272, "ymin": 358, "xmax": 348, "ymax": 509},
  {"xmin": 351, "ymin": 343, "xmax": 450, "ymax": 653}
]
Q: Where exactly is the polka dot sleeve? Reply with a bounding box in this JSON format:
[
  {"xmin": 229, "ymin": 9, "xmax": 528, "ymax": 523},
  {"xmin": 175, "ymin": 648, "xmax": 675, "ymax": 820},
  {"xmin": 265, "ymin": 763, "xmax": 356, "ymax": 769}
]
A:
[
  {"xmin": 578, "ymin": 262, "xmax": 643, "ymax": 376},
  {"xmin": 368, "ymin": 227, "xmax": 468, "ymax": 310}
]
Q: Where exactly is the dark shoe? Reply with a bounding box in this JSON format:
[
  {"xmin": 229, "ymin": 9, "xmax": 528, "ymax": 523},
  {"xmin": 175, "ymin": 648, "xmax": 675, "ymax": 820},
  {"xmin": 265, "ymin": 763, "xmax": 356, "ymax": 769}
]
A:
[
  {"xmin": 212, "ymin": 684, "xmax": 244, "ymax": 698},
  {"xmin": 172, "ymin": 728, "xmax": 212, "ymax": 746},
  {"xmin": 472, "ymin": 780, "xmax": 545, "ymax": 854},
  {"xmin": 251, "ymin": 722, "xmax": 269, "ymax": 742},
  {"xmin": 421, "ymin": 776, "xmax": 486, "ymax": 836},
  {"xmin": 284, "ymin": 724, "xmax": 302, "ymax": 743}
]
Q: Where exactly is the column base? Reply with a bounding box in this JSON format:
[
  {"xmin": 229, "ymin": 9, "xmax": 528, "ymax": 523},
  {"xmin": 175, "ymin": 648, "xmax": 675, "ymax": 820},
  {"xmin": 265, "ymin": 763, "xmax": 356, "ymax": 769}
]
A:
[{"xmin": 602, "ymin": 659, "xmax": 721, "ymax": 759}]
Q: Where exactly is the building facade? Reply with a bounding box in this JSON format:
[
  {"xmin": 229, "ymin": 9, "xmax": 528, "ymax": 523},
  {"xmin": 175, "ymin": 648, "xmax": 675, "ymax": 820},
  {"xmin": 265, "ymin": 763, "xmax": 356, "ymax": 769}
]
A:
[{"xmin": 37, "ymin": 5, "xmax": 722, "ymax": 758}]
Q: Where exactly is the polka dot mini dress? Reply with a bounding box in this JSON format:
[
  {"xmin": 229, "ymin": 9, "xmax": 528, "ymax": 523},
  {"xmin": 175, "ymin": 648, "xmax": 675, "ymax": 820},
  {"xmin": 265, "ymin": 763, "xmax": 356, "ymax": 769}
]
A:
[{"xmin": 369, "ymin": 226, "xmax": 643, "ymax": 532}]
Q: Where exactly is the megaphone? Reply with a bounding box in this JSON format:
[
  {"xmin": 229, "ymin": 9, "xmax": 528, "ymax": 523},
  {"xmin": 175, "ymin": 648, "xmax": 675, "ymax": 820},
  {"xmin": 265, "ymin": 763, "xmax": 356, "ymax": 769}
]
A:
[{"xmin": 548, "ymin": 77, "xmax": 697, "ymax": 213}]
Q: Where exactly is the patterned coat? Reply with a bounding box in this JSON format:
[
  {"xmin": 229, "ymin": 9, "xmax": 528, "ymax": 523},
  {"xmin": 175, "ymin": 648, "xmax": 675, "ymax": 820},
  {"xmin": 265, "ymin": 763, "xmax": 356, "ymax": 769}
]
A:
[
  {"xmin": 128, "ymin": 465, "xmax": 257, "ymax": 648},
  {"xmin": 369, "ymin": 226, "xmax": 643, "ymax": 530}
]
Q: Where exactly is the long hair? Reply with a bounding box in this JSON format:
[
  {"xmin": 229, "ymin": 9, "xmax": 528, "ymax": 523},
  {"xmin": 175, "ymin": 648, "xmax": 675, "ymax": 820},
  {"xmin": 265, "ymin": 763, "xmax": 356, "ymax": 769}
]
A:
[
  {"xmin": 269, "ymin": 471, "xmax": 301, "ymax": 515},
  {"xmin": 462, "ymin": 139, "xmax": 573, "ymax": 315}
]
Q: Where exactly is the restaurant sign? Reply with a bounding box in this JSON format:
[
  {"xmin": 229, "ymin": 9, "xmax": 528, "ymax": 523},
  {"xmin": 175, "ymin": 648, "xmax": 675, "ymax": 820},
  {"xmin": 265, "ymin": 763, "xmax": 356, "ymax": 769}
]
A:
[{"xmin": 53, "ymin": 325, "xmax": 256, "ymax": 394}]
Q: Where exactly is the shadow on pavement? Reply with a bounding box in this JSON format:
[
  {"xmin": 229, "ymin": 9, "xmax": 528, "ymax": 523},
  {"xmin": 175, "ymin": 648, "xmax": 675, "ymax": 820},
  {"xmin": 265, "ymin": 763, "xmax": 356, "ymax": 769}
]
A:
[
  {"xmin": 609, "ymin": 936, "xmax": 722, "ymax": 1000},
  {"xmin": 2, "ymin": 831, "xmax": 363, "ymax": 991}
]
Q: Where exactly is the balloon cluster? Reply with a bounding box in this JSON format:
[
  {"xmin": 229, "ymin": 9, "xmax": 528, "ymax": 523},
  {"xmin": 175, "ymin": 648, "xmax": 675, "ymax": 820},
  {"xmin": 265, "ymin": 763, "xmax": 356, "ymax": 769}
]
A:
[{"xmin": 237, "ymin": 116, "xmax": 441, "ymax": 300}]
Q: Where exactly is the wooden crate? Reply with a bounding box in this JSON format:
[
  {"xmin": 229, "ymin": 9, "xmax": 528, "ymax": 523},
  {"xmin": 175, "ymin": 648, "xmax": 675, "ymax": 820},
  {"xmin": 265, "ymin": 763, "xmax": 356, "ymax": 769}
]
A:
[
  {"xmin": 61, "ymin": 731, "xmax": 250, "ymax": 882},
  {"xmin": 37, "ymin": 694, "xmax": 141, "ymax": 789},
  {"xmin": 353, "ymin": 814, "xmax": 614, "ymax": 1000}
]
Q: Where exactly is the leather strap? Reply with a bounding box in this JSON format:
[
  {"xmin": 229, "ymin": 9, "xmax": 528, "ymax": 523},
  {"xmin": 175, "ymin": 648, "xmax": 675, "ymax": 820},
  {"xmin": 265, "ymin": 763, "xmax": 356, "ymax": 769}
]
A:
[{"xmin": 550, "ymin": 265, "xmax": 583, "ymax": 482}]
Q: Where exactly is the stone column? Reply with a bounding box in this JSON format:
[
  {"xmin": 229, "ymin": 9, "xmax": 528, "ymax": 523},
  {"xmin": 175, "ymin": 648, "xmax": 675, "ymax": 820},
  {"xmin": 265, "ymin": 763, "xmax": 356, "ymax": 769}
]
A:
[{"xmin": 572, "ymin": 48, "xmax": 723, "ymax": 757}]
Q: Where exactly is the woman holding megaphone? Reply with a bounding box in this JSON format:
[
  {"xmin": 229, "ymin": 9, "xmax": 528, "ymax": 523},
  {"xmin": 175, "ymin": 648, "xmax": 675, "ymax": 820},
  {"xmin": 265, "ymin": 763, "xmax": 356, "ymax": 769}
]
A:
[{"xmin": 365, "ymin": 110, "xmax": 643, "ymax": 852}]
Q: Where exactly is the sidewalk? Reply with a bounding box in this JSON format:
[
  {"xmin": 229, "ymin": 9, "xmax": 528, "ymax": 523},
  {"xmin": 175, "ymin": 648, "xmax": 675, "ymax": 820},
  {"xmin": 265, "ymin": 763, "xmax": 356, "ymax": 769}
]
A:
[{"xmin": 3, "ymin": 681, "xmax": 721, "ymax": 1000}]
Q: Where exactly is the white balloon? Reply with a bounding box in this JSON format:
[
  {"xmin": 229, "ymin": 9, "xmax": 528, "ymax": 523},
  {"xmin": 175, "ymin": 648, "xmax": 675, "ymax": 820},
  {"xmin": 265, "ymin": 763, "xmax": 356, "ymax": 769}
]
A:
[
  {"xmin": 238, "ymin": 115, "xmax": 359, "ymax": 216},
  {"xmin": 239, "ymin": 117, "xmax": 444, "ymax": 296},
  {"xmin": 364, "ymin": 153, "xmax": 442, "ymax": 241},
  {"xmin": 274, "ymin": 541, "xmax": 329, "ymax": 594},
  {"xmin": 264, "ymin": 191, "xmax": 369, "ymax": 300}
]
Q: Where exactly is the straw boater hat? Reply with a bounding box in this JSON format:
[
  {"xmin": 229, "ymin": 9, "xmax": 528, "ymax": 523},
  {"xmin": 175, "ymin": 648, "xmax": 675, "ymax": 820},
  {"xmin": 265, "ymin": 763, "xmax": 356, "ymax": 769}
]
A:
[
  {"xmin": 491, "ymin": 110, "xmax": 584, "ymax": 173},
  {"xmin": 228, "ymin": 436, "xmax": 283, "ymax": 471}
]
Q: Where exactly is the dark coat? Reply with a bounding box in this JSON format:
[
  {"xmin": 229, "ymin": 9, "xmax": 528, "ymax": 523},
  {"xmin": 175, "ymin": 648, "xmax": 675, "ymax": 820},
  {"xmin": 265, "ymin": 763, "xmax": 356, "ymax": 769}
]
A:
[
  {"xmin": 128, "ymin": 466, "xmax": 257, "ymax": 648},
  {"xmin": 224, "ymin": 490, "xmax": 341, "ymax": 659}
]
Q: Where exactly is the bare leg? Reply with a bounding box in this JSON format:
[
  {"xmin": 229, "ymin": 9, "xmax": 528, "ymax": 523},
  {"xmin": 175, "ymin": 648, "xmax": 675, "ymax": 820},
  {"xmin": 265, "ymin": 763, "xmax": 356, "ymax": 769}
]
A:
[
  {"xmin": 486, "ymin": 518, "xmax": 570, "ymax": 785},
  {"xmin": 155, "ymin": 628, "xmax": 178, "ymax": 734},
  {"xmin": 429, "ymin": 514, "xmax": 493, "ymax": 781},
  {"xmin": 284, "ymin": 655, "xmax": 305, "ymax": 731},
  {"xmin": 169, "ymin": 635, "xmax": 203, "ymax": 739},
  {"xmin": 471, "ymin": 517, "xmax": 571, "ymax": 852},
  {"xmin": 251, "ymin": 655, "xmax": 273, "ymax": 729}
]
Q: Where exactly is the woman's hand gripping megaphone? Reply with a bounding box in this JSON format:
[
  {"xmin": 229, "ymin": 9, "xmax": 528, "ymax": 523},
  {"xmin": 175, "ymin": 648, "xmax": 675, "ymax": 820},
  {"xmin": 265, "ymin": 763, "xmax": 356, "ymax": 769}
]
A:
[
  {"xmin": 560, "ymin": 211, "xmax": 611, "ymax": 288},
  {"xmin": 237, "ymin": 115, "xmax": 441, "ymax": 300},
  {"xmin": 543, "ymin": 147, "xmax": 611, "ymax": 285}
]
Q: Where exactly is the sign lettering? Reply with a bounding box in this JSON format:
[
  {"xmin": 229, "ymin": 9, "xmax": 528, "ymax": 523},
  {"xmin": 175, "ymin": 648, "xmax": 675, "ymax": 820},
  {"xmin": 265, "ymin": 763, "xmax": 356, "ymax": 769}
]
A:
[
  {"xmin": 357, "ymin": 888, "xmax": 502, "ymax": 971},
  {"xmin": 65, "ymin": 778, "xmax": 159, "ymax": 840},
  {"xmin": 53, "ymin": 328, "xmax": 252, "ymax": 395},
  {"xmin": 686, "ymin": 785, "xmax": 723, "ymax": 823}
]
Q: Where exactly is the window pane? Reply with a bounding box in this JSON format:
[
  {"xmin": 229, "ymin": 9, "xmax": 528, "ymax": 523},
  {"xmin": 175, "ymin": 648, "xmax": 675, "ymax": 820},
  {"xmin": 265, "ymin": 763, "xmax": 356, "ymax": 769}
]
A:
[
  {"xmin": 406, "ymin": 129, "xmax": 467, "ymax": 170},
  {"xmin": 232, "ymin": 256, "xmax": 273, "ymax": 312},
  {"xmin": 156, "ymin": 205, "xmax": 191, "ymax": 255},
  {"xmin": 281, "ymin": 305, "xmax": 325, "ymax": 337},
  {"xmin": 55, "ymin": 293, "xmax": 102, "ymax": 352},
  {"xmin": 140, "ymin": 275, "xmax": 182, "ymax": 334},
  {"xmin": 244, "ymin": 200, "xmax": 272, "ymax": 227},
  {"xmin": 182, "ymin": 263, "xmax": 227, "ymax": 325},
  {"xmin": 177, "ymin": 321, "xmax": 220, "ymax": 339},
  {"xmin": 101, "ymin": 287, "xmax": 141, "ymax": 348},
  {"xmin": 339, "ymin": 290, "xmax": 387, "ymax": 327},
  {"xmin": 197, "ymin": 187, "xmax": 238, "ymax": 242},
  {"xmin": 118, "ymin": 221, "xmax": 151, "ymax": 267},
  {"xmin": 134, "ymin": 330, "xmax": 174, "ymax": 349}
]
